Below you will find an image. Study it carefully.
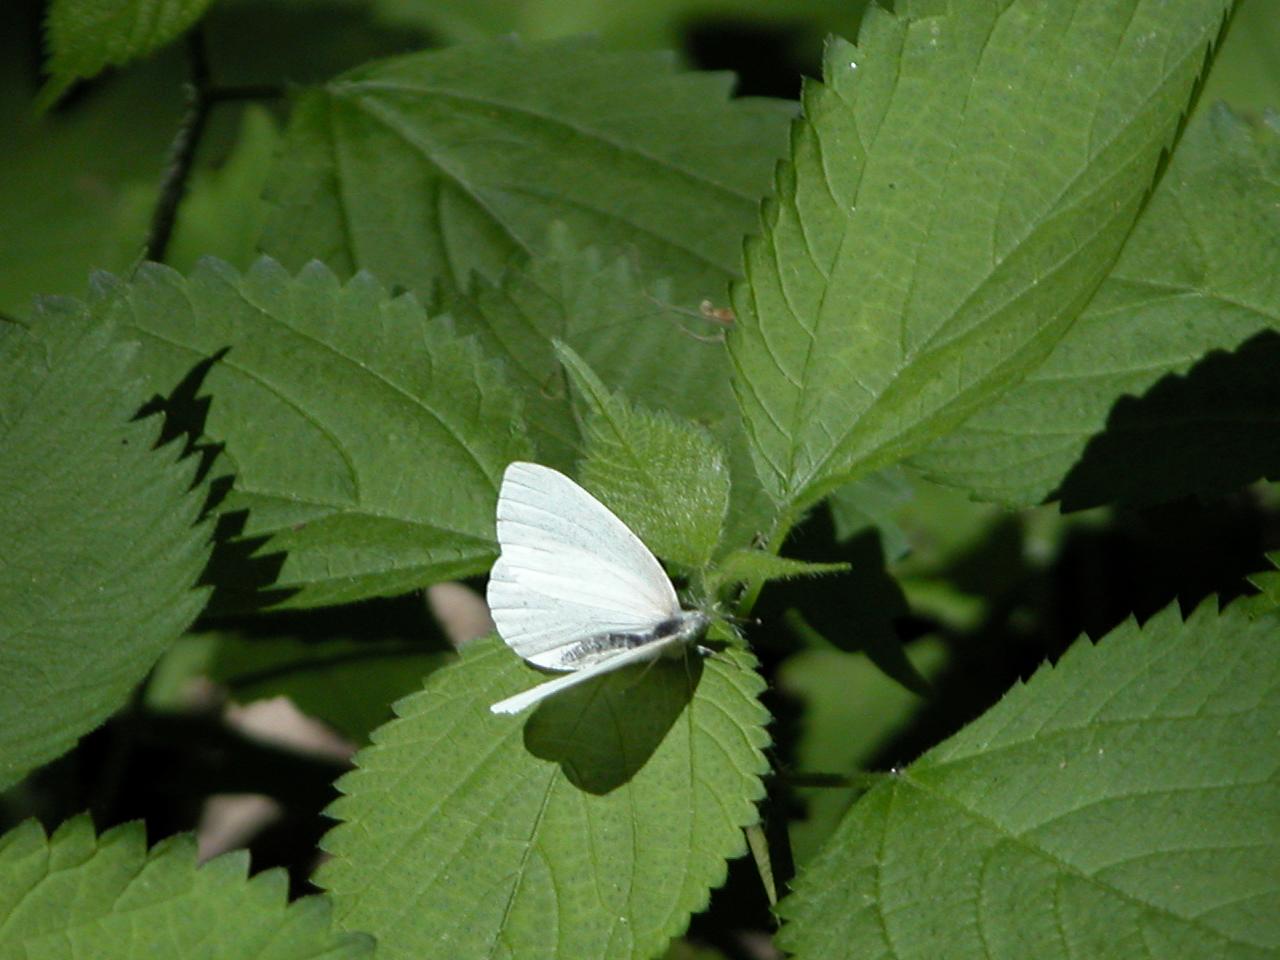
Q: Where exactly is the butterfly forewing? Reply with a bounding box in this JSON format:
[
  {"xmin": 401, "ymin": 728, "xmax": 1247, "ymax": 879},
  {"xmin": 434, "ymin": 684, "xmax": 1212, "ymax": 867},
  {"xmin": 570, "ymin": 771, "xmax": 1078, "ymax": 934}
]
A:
[{"xmin": 487, "ymin": 462, "xmax": 682, "ymax": 670}]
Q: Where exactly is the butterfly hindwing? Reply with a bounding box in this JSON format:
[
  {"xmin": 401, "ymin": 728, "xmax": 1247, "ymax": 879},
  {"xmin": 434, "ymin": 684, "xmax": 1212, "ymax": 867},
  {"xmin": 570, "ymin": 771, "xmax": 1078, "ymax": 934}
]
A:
[{"xmin": 488, "ymin": 628, "xmax": 690, "ymax": 715}]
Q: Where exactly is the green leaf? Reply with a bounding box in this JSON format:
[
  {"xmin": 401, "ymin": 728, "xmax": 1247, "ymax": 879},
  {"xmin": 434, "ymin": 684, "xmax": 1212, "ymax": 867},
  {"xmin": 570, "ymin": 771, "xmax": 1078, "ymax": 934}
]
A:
[
  {"xmin": 144, "ymin": 633, "xmax": 218, "ymax": 710},
  {"xmin": 440, "ymin": 226, "xmax": 719, "ymax": 467},
  {"xmin": 891, "ymin": 475, "xmax": 1008, "ymax": 576},
  {"xmin": 443, "ymin": 224, "xmax": 776, "ymax": 553},
  {"xmin": 778, "ymin": 601, "xmax": 1280, "ymax": 959},
  {"xmin": 728, "ymin": 0, "xmax": 1232, "ymax": 517},
  {"xmin": 0, "ymin": 304, "xmax": 211, "ymax": 790},
  {"xmin": 1245, "ymin": 551, "xmax": 1280, "ymax": 616},
  {"xmin": 209, "ymin": 632, "xmax": 451, "ymax": 742},
  {"xmin": 260, "ymin": 37, "xmax": 792, "ymax": 303},
  {"xmin": 914, "ymin": 106, "xmax": 1280, "ymax": 508},
  {"xmin": 319, "ymin": 636, "xmax": 769, "ymax": 960},
  {"xmin": 709, "ymin": 549, "xmax": 848, "ymax": 596},
  {"xmin": 102, "ymin": 257, "xmax": 530, "ymax": 608},
  {"xmin": 0, "ymin": 28, "xmax": 182, "ymax": 317},
  {"xmin": 826, "ymin": 468, "xmax": 913, "ymax": 560},
  {"xmin": 1198, "ymin": 0, "xmax": 1280, "ymax": 119},
  {"xmin": 0, "ymin": 817, "xmax": 373, "ymax": 958},
  {"xmin": 778, "ymin": 637, "xmax": 948, "ymax": 864},
  {"xmin": 765, "ymin": 500, "xmax": 931, "ymax": 696},
  {"xmin": 556, "ymin": 342, "xmax": 731, "ymax": 570},
  {"xmin": 38, "ymin": 0, "xmax": 216, "ymax": 110}
]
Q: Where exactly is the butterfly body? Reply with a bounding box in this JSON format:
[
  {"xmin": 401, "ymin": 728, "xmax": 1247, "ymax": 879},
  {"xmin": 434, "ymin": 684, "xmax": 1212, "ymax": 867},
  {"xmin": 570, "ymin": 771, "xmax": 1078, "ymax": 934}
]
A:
[{"xmin": 558, "ymin": 613, "xmax": 706, "ymax": 666}]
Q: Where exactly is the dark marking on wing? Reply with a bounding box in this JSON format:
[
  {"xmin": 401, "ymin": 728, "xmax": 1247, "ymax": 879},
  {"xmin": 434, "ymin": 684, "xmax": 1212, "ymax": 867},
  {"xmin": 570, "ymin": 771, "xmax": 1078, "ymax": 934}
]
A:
[{"xmin": 561, "ymin": 629, "xmax": 655, "ymax": 665}]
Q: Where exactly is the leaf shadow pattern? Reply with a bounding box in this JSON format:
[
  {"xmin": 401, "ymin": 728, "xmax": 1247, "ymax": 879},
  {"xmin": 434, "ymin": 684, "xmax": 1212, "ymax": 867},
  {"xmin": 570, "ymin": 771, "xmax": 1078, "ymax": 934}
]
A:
[
  {"xmin": 1054, "ymin": 328, "xmax": 1280, "ymax": 511},
  {"xmin": 523, "ymin": 654, "xmax": 703, "ymax": 795},
  {"xmin": 200, "ymin": 508, "xmax": 294, "ymax": 612},
  {"xmin": 766, "ymin": 508, "xmax": 929, "ymax": 696},
  {"xmin": 136, "ymin": 349, "xmax": 294, "ymax": 612}
]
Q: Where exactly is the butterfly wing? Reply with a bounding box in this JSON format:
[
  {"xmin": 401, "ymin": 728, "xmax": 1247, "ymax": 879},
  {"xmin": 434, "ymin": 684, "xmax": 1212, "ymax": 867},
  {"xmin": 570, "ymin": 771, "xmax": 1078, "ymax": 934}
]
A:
[{"xmin": 487, "ymin": 462, "xmax": 681, "ymax": 670}]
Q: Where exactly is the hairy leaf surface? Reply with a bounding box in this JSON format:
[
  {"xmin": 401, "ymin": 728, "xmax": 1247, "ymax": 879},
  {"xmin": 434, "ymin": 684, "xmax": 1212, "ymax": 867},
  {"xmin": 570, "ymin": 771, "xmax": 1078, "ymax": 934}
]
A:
[
  {"xmin": 558, "ymin": 343, "xmax": 731, "ymax": 570},
  {"xmin": 0, "ymin": 305, "xmax": 210, "ymax": 789},
  {"xmin": 39, "ymin": 0, "xmax": 215, "ymax": 109},
  {"xmin": 103, "ymin": 258, "xmax": 529, "ymax": 608},
  {"xmin": 779, "ymin": 601, "xmax": 1280, "ymax": 959},
  {"xmin": 319, "ymin": 637, "xmax": 769, "ymax": 960},
  {"xmin": 728, "ymin": 0, "xmax": 1232, "ymax": 517},
  {"xmin": 443, "ymin": 225, "xmax": 775, "ymax": 551},
  {"xmin": 0, "ymin": 818, "xmax": 371, "ymax": 958},
  {"xmin": 262, "ymin": 37, "xmax": 792, "ymax": 303},
  {"xmin": 915, "ymin": 106, "xmax": 1280, "ymax": 507}
]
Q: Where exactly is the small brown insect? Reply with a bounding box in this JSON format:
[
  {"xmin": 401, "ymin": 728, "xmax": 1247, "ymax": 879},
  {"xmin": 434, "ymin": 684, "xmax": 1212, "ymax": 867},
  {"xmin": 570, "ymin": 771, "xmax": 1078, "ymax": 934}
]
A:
[{"xmin": 698, "ymin": 300, "xmax": 736, "ymax": 327}]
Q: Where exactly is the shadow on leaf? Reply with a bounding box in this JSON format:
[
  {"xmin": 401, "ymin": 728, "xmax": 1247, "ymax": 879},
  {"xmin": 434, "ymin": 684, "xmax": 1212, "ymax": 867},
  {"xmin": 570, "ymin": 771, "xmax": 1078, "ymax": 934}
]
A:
[
  {"xmin": 523, "ymin": 654, "xmax": 703, "ymax": 795},
  {"xmin": 137, "ymin": 349, "xmax": 295, "ymax": 612},
  {"xmin": 1055, "ymin": 329, "xmax": 1280, "ymax": 511},
  {"xmin": 767, "ymin": 508, "xmax": 929, "ymax": 697},
  {"xmin": 136, "ymin": 349, "xmax": 226, "ymax": 488},
  {"xmin": 200, "ymin": 507, "xmax": 295, "ymax": 612}
]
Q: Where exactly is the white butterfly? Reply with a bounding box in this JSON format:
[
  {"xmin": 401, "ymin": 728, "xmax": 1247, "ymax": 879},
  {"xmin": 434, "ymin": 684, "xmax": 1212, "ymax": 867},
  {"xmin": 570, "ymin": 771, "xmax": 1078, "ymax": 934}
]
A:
[{"xmin": 487, "ymin": 461, "xmax": 709, "ymax": 715}]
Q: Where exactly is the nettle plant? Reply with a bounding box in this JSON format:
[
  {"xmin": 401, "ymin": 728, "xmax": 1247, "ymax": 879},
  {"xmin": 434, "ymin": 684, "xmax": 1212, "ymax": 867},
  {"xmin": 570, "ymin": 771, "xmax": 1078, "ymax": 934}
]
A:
[{"xmin": 2, "ymin": 0, "xmax": 1278, "ymax": 957}]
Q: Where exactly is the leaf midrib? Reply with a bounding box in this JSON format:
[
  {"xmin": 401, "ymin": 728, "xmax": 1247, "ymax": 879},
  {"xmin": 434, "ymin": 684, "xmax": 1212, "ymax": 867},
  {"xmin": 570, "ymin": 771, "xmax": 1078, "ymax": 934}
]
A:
[{"xmin": 779, "ymin": 6, "xmax": 1218, "ymax": 504}]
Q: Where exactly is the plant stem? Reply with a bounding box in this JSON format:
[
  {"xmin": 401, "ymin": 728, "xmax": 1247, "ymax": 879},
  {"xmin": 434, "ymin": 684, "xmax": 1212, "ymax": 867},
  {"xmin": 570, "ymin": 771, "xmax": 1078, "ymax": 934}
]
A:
[
  {"xmin": 144, "ymin": 29, "xmax": 213, "ymax": 264},
  {"xmin": 142, "ymin": 34, "xmax": 284, "ymax": 267},
  {"xmin": 145, "ymin": 26, "xmax": 227, "ymax": 267},
  {"xmin": 734, "ymin": 507, "xmax": 798, "ymax": 618}
]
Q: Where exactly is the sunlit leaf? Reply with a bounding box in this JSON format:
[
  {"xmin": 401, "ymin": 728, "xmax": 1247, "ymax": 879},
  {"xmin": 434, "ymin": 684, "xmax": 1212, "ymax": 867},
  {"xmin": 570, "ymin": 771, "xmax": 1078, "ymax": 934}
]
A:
[
  {"xmin": 728, "ymin": 0, "xmax": 1231, "ymax": 520},
  {"xmin": 557, "ymin": 342, "xmax": 731, "ymax": 570},
  {"xmin": 710, "ymin": 549, "xmax": 848, "ymax": 597},
  {"xmin": 38, "ymin": 0, "xmax": 216, "ymax": 110},
  {"xmin": 779, "ymin": 601, "xmax": 1280, "ymax": 959},
  {"xmin": 319, "ymin": 637, "xmax": 769, "ymax": 960},
  {"xmin": 0, "ymin": 304, "xmax": 210, "ymax": 789},
  {"xmin": 103, "ymin": 257, "xmax": 530, "ymax": 608},
  {"xmin": 261, "ymin": 37, "xmax": 792, "ymax": 304},
  {"xmin": 0, "ymin": 817, "xmax": 372, "ymax": 958},
  {"xmin": 914, "ymin": 106, "xmax": 1280, "ymax": 508},
  {"xmin": 443, "ymin": 224, "xmax": 776, "ymax": 552}
]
